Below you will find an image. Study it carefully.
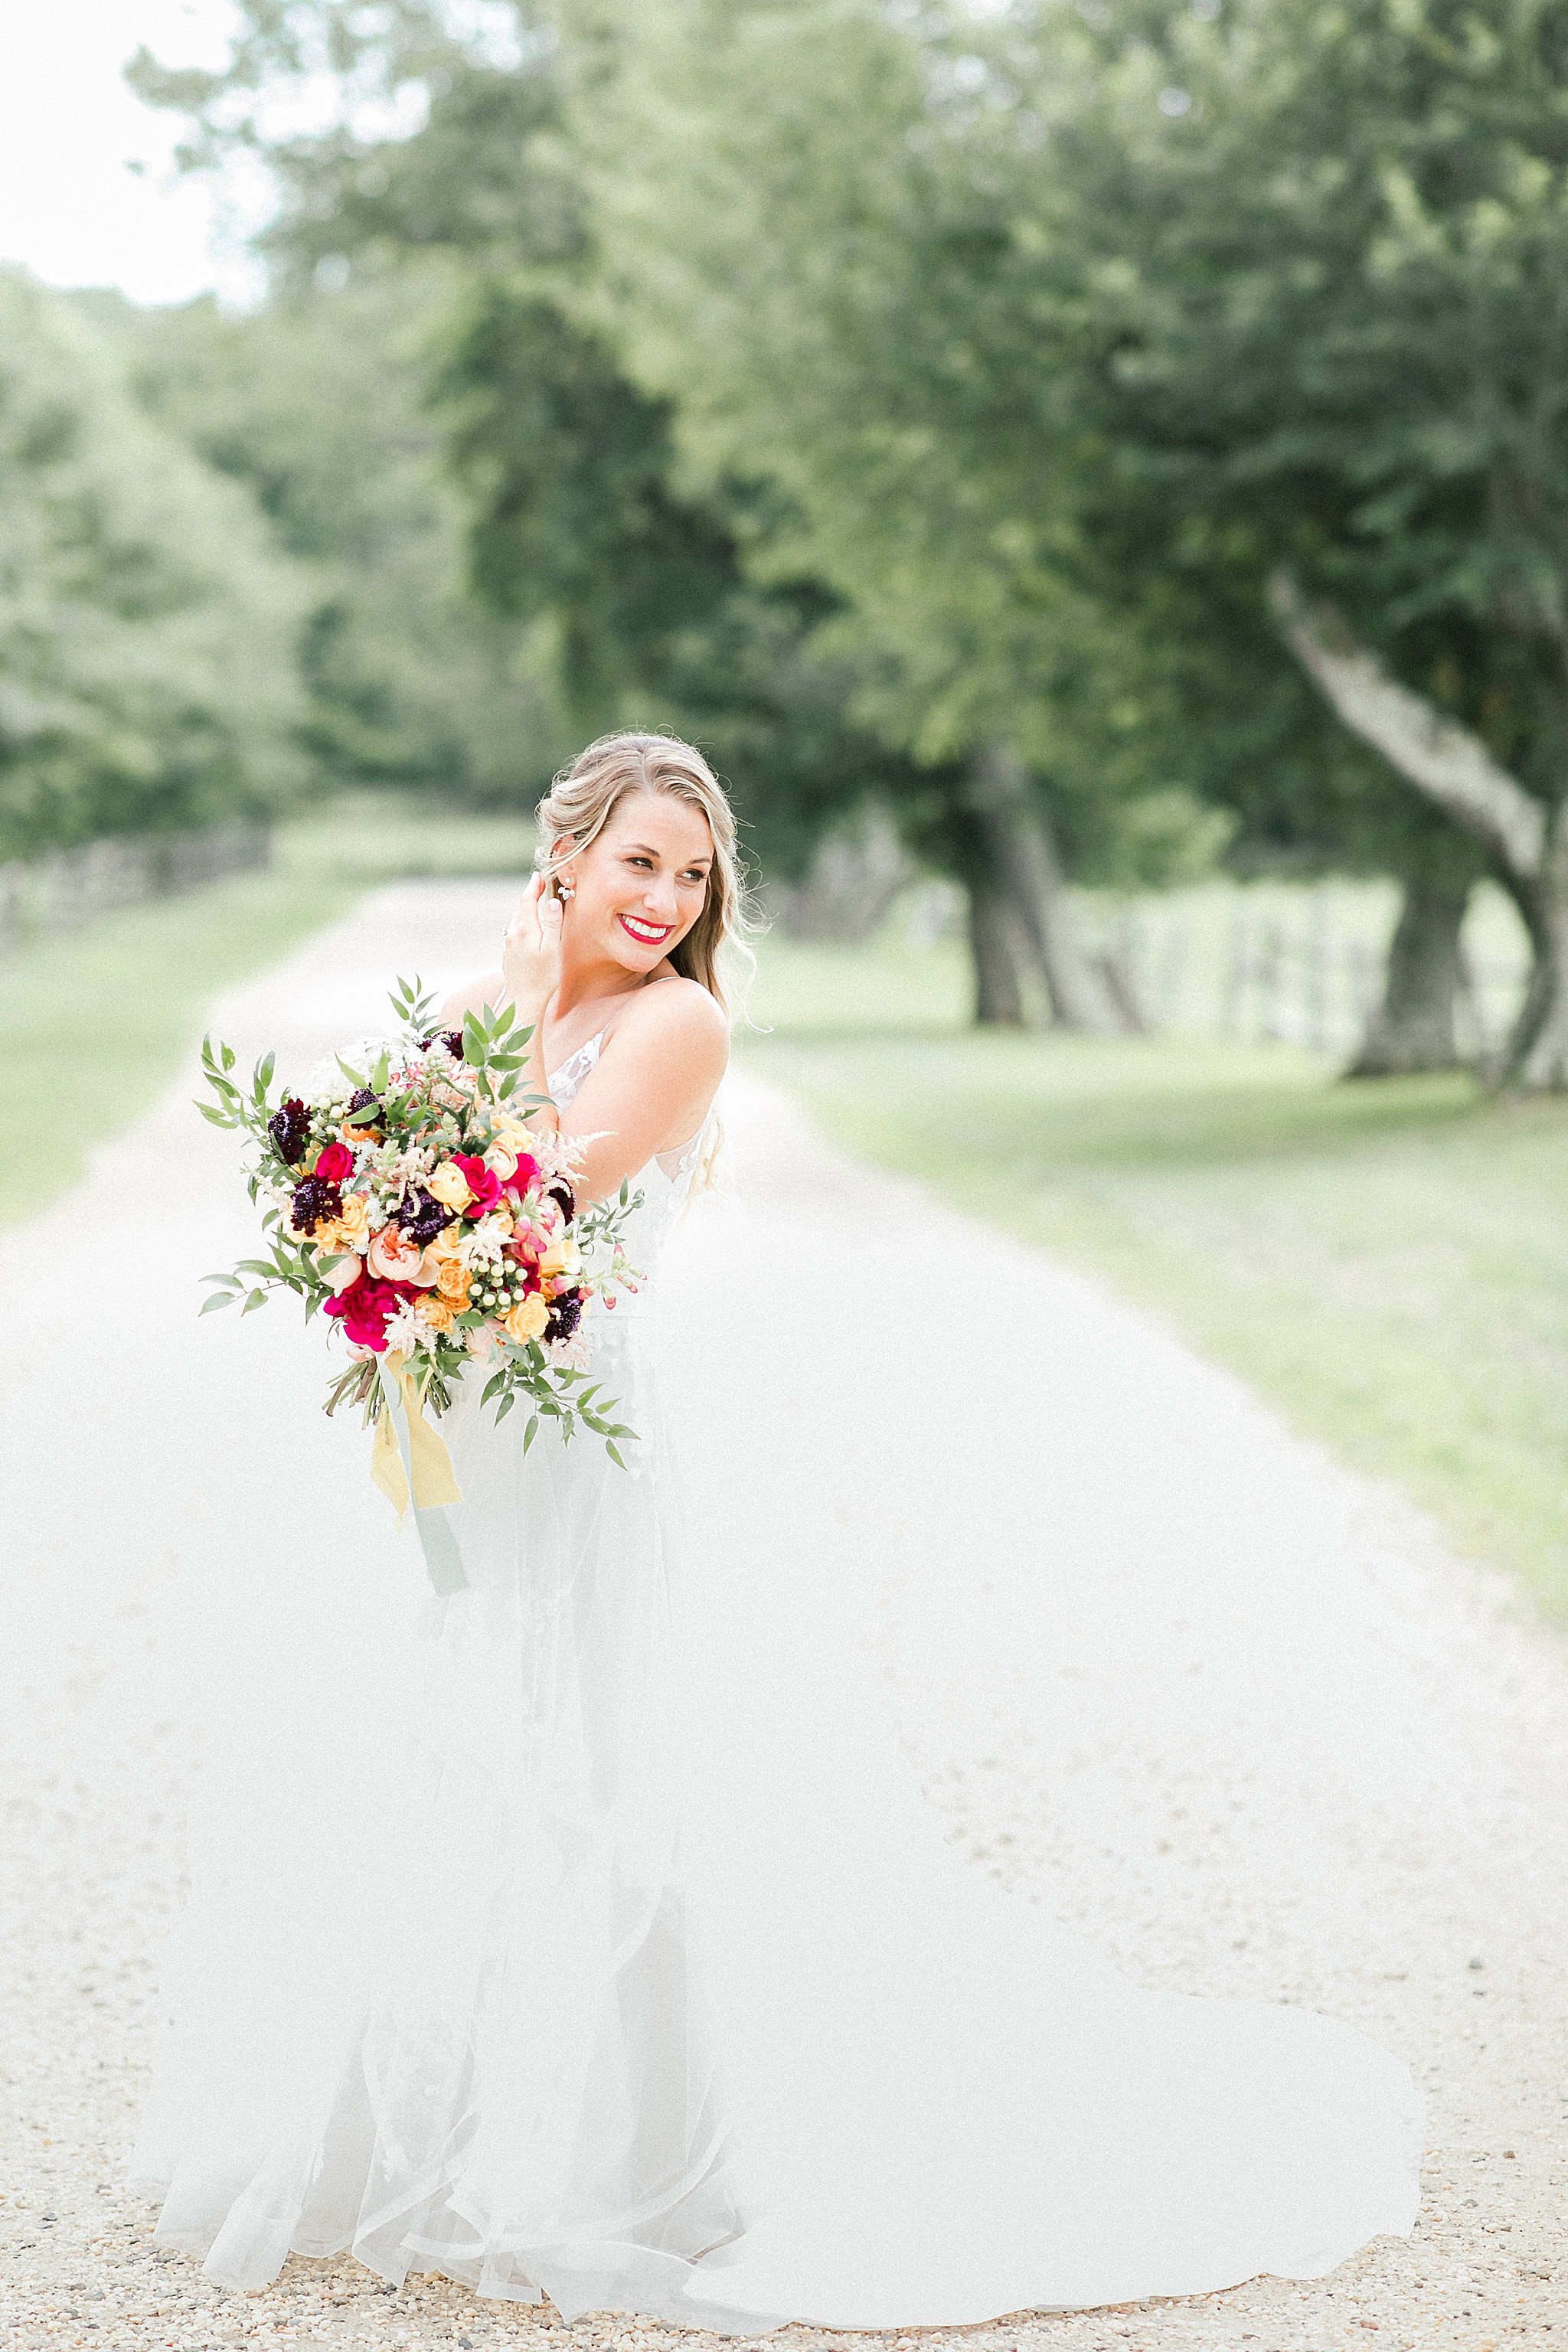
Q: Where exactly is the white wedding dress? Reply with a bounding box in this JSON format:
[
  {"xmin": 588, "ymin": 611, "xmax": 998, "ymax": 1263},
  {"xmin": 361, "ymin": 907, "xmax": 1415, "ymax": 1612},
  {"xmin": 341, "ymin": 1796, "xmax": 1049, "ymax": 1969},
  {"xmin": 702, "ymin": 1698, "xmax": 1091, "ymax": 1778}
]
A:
[{"xmin": 131, "ymin": 1035, "xmax": 1423, "ymax": 2329}]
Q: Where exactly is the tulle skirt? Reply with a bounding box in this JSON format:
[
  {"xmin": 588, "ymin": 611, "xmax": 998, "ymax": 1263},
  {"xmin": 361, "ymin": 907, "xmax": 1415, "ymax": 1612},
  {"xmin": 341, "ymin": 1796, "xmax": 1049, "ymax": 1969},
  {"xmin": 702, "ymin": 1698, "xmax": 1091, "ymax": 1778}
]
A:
[{"xmin": 132, "ymin": 1298, "xmax": 1423, "ymax": 2328}]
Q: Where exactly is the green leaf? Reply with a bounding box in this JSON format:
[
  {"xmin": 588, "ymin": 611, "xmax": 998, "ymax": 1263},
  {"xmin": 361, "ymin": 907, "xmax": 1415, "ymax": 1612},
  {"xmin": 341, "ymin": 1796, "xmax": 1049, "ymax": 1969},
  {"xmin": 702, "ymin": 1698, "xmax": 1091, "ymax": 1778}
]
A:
[
  {"xmin": 605, "ymin": 1442, "xmax": 627, "ymax": 1471},
  {"xmin": 241, "ymin": 1288, "xmax": 270, "ymax": 1315},
  {"xmin": 199, "ymin": 1291, "xmax": 236, "ymax": 1315},
  {"xmin": 523, "ymin": 1413, "xmax": 540, "ymax": 1455},
  {"xmin": 495, "ymin": 1391, "xmax": 516, "ymax": 1423}
]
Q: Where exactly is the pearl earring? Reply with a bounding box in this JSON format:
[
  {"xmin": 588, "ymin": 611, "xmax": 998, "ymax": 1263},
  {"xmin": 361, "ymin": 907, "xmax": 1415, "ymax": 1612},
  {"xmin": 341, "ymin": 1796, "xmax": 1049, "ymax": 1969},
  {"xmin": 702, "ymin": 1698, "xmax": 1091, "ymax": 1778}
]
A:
[{"xmin": 557, "ymin": 876, "xmax": 576, "ymax": 901}]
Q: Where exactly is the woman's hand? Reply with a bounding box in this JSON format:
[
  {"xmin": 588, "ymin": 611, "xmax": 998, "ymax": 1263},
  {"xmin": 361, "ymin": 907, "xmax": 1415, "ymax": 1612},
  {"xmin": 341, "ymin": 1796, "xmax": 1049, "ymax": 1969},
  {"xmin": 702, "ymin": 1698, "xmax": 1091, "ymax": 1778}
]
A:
[{"xmin": 500, "ymin": 874, "xmax": 564, "ymax": 1018}]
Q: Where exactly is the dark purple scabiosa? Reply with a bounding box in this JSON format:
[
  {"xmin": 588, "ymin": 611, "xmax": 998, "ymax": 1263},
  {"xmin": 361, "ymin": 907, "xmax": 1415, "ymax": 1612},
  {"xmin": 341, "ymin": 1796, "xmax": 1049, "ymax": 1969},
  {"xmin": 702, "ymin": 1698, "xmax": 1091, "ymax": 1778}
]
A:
[
  {"xmin": 267, "ymin": 1096, "xmax": 311, "ymax": 1166},
  {"xmin": 397, "ymin": 1185, "xmax": 453, "ymax": 1247},
  {"xmin": 546, "ymin": 1180, "xmax": 575, "ymax": 1222},
  {"xmin": 421, "ymin": 1030, "xmax": 466, "ymax": 1061},
  {"xmin": 289, "ymin": 1174, "xmax": 342, "ymax": 1236},
  {"xmin": 545, "ymin": 1289, "xmax": 584, "ymax": 1343},
  {"xmin": 344, "ymin": 1086, "xmax": 380, "ymax": 1122}
]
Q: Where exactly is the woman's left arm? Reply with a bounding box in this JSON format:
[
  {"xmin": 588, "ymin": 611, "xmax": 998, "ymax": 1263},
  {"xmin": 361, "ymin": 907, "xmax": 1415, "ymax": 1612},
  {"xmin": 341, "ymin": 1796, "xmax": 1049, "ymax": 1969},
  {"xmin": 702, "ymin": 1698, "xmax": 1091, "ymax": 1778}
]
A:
[{"xmin": 555, "ymin": 982, "xmax": 729, "ymax": 1201}]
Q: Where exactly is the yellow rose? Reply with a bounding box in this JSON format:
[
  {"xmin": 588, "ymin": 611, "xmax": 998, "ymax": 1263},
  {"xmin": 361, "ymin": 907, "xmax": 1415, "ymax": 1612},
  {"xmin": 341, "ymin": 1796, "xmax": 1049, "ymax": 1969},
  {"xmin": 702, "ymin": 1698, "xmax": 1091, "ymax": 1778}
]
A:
[
  {"xmin": 427, "ymin": 1161, "xmax": 473, "ymax": 1210},
  {"xmin": 423, "ymin": 1224, "xmax": 466, "ymax": 1263},
  {"xmin": 504, "ymin": 1293, "xmax": 550, "ymax": 1343},
  {"xmin": 335, "ymin": 1193, "xmax": 373, "ymax": 1248},
  {"xmin": 538, "ymin": 1232, "xmax": 580, "ymax": 1281}
]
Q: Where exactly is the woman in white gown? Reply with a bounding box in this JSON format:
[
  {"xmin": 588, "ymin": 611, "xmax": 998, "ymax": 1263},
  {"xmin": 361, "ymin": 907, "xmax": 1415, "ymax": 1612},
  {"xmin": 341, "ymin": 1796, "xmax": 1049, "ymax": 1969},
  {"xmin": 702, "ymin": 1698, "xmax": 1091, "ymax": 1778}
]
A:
[{"xmin": 132, "ymin": 731, "xmax": 1423, "ymax": 2328}]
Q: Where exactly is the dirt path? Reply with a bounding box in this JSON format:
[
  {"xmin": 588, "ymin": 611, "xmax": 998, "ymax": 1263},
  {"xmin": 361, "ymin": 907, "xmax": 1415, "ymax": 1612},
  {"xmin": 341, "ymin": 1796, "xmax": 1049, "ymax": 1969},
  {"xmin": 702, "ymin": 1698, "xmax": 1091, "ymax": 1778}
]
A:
[{"xmin": 2, "ymin": 882, "xmax": 1563, "ymax": 2352}]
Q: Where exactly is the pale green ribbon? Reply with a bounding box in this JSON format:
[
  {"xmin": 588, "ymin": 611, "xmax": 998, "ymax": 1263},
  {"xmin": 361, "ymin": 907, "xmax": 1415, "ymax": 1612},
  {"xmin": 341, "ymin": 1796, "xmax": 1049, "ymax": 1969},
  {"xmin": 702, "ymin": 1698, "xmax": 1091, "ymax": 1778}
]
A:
[{"xmin": 371, "ymin": 1354, "xmax": 469, "ymax": 1596}]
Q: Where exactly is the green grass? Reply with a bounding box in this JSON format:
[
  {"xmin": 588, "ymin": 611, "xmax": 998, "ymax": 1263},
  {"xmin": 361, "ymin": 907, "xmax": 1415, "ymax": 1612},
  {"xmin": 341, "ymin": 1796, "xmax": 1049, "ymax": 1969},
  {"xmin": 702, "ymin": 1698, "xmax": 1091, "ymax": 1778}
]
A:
[
  {"xmin": 0, "ymin": 791, "xmax": 535, "ymax": 1231},
  {"xmin": 737, "ymin": 926, "xmax": 1568, "ymax": 1622}
]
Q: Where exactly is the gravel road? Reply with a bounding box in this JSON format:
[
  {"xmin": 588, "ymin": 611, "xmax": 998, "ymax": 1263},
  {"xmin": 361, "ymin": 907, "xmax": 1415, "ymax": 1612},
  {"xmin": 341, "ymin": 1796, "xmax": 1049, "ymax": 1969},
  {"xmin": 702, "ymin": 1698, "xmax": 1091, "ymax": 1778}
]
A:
[{"xmin": 2, "ymin": 881, "xmax": 1563, "ymax": 2352}]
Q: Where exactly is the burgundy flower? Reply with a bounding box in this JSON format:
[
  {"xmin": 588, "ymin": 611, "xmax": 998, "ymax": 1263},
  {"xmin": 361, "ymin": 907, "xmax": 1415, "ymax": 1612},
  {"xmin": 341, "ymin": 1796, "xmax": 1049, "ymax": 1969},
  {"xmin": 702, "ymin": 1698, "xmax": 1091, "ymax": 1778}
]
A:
[
  {"xmin": 289, "ymin": 1174, "xmax": 342, "ymax": 1235},
  {"xmin": 421, "ymin": 1030, "xmax": 466, "ymax": 1061},
  {"xmin": 347, "ymin": 1086, "xmax": 380, "ymax": 1116},
  {"xmin": 267, "ymin": 1097, "xmax": 310, "ymax": 1166},
  {"xmin": 545, "ymin": 1179, "xmax": 575, "ymax": 1222},
  {"xmin": 545, "ymin": 1289, "xmax": 584, "ymax": 1344},
  {"xmin": 397, "ymin": 1186, "xmax": 452, "ymax": 1246},
  {"xmin": 314, "ymin": 1140, "xmax": 354, "ymax": 1184}
]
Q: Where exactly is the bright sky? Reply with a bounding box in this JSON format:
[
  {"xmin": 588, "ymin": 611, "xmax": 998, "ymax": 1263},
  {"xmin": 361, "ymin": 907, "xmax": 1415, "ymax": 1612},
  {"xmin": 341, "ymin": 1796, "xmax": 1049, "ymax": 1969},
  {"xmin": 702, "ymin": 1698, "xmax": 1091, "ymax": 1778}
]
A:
[{"xmin": 0, "ymin": 0, "xmax": 262, "ymax": 305}]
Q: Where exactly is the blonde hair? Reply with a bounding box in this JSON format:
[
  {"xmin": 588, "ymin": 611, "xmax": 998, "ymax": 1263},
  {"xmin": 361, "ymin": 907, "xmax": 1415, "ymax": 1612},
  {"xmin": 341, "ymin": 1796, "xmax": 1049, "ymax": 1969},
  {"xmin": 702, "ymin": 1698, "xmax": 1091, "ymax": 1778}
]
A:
[{"xmin": 534, "ymin": 730, "xmax": 750, "ymax": 1017}]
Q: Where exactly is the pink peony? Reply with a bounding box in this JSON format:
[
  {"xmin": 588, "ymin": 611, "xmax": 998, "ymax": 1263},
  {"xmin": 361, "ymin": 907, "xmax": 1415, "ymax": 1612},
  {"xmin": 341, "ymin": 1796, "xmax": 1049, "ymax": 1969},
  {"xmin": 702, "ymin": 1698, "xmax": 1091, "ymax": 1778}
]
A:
[
  {"xmin": 315, "ymin": 1140, "xmax": 354, "ymax": 1184},
  {"xmin": 323, "ymin": 1271, "xmax": 419, "ymax": 1352},
  {"xmin": 452, "ymin": 1153, "xmax": 501, "ymax": 1215}
]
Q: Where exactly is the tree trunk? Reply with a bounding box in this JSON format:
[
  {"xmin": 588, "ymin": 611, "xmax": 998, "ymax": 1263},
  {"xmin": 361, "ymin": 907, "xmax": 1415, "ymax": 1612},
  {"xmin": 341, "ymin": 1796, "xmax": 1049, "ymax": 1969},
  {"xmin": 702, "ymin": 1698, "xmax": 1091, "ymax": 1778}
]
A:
[
  {"xmin": 1269, "ymin": 570, "xmax": 1568, "ymax": 1089},
  {"xmin": 972, "ymin": 747, "xmax": 1129, "ymax": 1034},
  {"xmin": 966, "ymin": 880, "xmax": 1027, "ymax": 1025},
  {"xmin": 1510, "ymin": 821, "xmax": 1568, "ymax": 1087},
  {"xmin": 1346, "ymin": 870, "xmax": 1472, "ymax": 1076}
]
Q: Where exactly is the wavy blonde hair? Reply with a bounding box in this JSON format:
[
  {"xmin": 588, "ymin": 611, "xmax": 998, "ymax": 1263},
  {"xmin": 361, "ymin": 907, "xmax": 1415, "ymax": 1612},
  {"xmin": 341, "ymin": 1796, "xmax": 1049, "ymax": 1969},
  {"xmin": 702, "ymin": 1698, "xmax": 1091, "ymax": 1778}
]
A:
[{"xmin": 534, "ymin": 730, "xmax": 750, "ymax": 1017}]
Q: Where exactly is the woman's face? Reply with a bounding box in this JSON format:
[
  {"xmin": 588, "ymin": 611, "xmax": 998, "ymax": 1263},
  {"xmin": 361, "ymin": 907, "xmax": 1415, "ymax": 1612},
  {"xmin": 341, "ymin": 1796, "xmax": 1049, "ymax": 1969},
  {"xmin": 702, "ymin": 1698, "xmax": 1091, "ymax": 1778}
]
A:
[{"xmin": 561, "ymin": 790, "xmax": 714, "ymax": 976}]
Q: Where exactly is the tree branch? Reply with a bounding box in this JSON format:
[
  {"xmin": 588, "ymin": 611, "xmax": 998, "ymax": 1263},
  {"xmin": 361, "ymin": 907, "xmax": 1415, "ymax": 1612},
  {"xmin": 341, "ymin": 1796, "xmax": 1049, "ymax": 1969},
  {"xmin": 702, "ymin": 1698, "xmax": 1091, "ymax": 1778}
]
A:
[{"xmin": 1268, "ymin": 570, "xmax": 1545, "ymax": 883}]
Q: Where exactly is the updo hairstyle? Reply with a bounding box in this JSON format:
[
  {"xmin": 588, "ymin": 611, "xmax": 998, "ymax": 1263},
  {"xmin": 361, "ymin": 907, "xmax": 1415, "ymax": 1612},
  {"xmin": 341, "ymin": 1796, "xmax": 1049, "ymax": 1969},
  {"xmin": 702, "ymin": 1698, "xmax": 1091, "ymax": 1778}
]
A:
[{"xmin": 534, "ymin": 732, "xmax": 749, "ymax": 1016}]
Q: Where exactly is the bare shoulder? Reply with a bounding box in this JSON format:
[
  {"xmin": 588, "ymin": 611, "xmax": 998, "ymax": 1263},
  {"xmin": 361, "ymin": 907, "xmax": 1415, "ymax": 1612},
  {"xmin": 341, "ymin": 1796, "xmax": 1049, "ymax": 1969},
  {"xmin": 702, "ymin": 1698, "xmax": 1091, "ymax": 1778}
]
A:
[
  {"xmin": 436, "ymin": 969, "xmax": 506, "ymax": 1026},
  {"xmin": 609, "ymin": 975, "xmax": 730, "ymax": 1071}
]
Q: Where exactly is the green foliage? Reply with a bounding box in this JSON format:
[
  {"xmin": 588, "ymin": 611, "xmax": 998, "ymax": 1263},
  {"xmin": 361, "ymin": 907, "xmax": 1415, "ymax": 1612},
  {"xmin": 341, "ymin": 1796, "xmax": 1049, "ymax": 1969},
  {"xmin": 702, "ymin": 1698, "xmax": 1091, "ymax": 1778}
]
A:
[
  {"xmin": 0, "ymin": 271, "xmax": 309, "ymax": 858},
  {"xmin": 87, "ymin": 266, "xmax": 573, "ymax": 803}
]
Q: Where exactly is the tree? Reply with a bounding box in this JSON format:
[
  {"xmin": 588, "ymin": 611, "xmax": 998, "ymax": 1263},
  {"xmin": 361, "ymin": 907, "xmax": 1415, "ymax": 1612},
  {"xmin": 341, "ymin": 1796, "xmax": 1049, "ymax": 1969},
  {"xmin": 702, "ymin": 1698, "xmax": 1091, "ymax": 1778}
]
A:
[
  {"xmin": 130, "ymin": 2, "xmax": 934, "ymax": 894},
  {"xmin": 966, "ymin": 0, "xmax": 1568, "ymax": 1082},
  {"xmin": 86, "ymin": 269, "xmax": 573, "ymax": 803},
  {"xmin": 0, "ymin": 270, "xmax": 308, "ymax": 858}
]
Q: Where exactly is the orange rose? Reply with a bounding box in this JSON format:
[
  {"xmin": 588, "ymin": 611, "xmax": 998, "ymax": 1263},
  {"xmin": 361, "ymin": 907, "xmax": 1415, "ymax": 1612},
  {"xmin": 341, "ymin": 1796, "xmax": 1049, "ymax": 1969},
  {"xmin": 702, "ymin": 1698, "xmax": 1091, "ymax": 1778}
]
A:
[
  {"xmin": 416, "ymin": 1297, "xmax": 455, "ymax": 1334},
  {"xmin": 436, "ymin": 1256, "xmax": 473, "ymax": 1305}
]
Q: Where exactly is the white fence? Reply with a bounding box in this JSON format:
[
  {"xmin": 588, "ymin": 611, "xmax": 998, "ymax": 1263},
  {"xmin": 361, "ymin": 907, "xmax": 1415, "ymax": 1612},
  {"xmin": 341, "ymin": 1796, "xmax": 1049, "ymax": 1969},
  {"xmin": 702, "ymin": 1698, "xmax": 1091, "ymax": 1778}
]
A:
[
  {"xmin": 902, "ymin": 875, "xmax": 1534, "ymax": 1058},
  {"xmin": 0, "ymin": 820, "xmax": 273, "ymax": 957},
  {"xmin": 1094, "ymin": 884, "xmax": 1533, "ymax": 1059}
]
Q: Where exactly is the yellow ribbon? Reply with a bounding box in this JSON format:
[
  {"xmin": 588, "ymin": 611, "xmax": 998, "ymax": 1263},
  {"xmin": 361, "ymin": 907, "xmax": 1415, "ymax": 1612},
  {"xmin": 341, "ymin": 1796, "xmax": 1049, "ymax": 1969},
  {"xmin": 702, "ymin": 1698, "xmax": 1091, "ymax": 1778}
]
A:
[{"xmin": 371, "ymin": 1353, "xmax": 463, "ymax": 1523}]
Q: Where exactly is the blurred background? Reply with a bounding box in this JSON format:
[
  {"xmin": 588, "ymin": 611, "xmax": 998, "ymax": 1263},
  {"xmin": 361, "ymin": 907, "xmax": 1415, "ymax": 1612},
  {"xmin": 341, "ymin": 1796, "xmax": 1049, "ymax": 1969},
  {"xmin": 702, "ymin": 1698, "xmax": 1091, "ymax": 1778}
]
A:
[{"xmin": 2, "ymin": 0, "xmax": 1566, "ymax": 1617}]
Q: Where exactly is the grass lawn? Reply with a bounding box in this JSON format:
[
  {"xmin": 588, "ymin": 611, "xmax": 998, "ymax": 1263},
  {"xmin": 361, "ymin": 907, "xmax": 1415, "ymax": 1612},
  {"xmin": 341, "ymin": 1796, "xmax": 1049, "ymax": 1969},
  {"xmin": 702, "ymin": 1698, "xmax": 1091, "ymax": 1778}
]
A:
[
  {"xmin": 737, "ymin": 926, "xmax": 1568, "ymax": 1624},
  {"xmin": 0, "ymin": 792, "xmax": 534, "ymax": 1233}
]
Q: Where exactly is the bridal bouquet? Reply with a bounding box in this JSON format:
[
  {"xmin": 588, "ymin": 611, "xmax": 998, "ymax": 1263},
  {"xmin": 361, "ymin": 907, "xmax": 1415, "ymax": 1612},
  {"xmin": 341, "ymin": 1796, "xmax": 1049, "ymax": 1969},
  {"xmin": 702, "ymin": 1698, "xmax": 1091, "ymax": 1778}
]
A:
[{"xmin": 197, "ymin": 978, "xmax": 640, "ymax": 1587}]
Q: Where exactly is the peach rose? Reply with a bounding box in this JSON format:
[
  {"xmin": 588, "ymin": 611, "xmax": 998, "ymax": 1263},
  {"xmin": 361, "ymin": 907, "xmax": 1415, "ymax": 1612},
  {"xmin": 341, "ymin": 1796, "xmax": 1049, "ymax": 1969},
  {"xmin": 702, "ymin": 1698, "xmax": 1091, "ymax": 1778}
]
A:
[
  {"xmin": 367, "ymin": 1224, "xmax": 439, "ymax": 1285},
  {"xmin": 504, "ymin": 1293, "xmax": 550, "ymax": 1343},
  {"xmin": 427, "ymin": 1161, "xmax": 473, "ymax": 1210},
  {"xmin": 483, "ymin": 1138, "xmax": 520, "ymax": 1180},
  {"xmin": 416, "ymin": 1296, "xmax": 456, "ymax": 1334},
  {"xmin": 424, "ymin": 1224, "xmax": 466, "ymax": 1263},
  {"xmin": 321, "ymin": 1250, "xmax": 364, "ymax": 1295}
]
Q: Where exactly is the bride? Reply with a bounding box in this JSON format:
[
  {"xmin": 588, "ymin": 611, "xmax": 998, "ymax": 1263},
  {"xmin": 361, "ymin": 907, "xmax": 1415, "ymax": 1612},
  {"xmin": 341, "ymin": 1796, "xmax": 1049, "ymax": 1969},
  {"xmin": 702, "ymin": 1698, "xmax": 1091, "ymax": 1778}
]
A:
[{"xmin": 132, "ymin": 730, "xmax": 1422, "ymax": 2328}]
